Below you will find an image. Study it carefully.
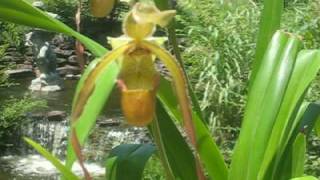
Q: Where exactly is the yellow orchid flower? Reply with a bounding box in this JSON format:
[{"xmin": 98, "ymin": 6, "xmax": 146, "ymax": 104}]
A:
[{"xmin": 70, "ymin": 2, "xmax": 201, "ymax": 179}]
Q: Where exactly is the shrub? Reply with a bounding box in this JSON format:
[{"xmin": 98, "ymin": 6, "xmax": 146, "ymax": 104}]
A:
[{"xmin": 0, "ymin": 96, "xmax": 47, "ymax": 142}]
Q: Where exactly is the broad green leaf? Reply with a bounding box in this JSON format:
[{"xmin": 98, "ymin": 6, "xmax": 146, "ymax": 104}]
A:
[
  {"xmin": 153, "ymin": 99, "xmax": 198, "ymax": 180},
  {"xmin": 229, "ymin": 31, "xmax": 302, "ymax": 180},
  {"xmin": 158, "ymin": 78, "xmax": 228, "ymax": 180},
  {"xmin": 290, "ymin": 176, "xmax": 319, "ymax": 180},
  {"xmin": 105, "ymin": 157, "xmax": 117, "ymax": 180},
  {"xmin": 106, "ymin": 144, "xmax": 156, "ymax": 180},
  {"xmin": 0, "ymin": 0, "xmax": 106, "ymax": 56},
  {"xmin": 251, "ymin": 0, "xmax": 284, "ymax": 84},
  {"xmin": 259, "ymin": 51, "xmax": 320, "ymax": 179},
  {"xmin": 23, "ymin": 137, "xmax": 80, "ymax": 180}
]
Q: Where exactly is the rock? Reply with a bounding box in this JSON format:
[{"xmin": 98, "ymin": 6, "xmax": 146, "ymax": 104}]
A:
[
  {"xmin": 29, "ymin": 73, "xmax": 64, "ymax": 92},
  {"xmin": 54, "ymin": 48, "xmax": 74, "ymax": 58},
  {"xmin": 56, "ymin": 58, "xmax": 68, "ymax": 65},
  {"xmin": 29, "ymin": 84, "xmax": 63, "ymax": 92},
  {"xmin": 65, "ymin": 74, "xmax": 81, "ymax": 80},
  {"xmin": 97, "ymin": 118, "xmax": 121, "ymax": 127},
  {"xmin": 5, "ymin": 69, "xmax": 34, "ymax": 78},
  {"xmin": 47, "ymin": 111, "xmax": 67, "ymax": 121},
  {"xmin": 67, "ymin": 55, "xmax": 79, "ymax": 65},
  {"xmin": 57, "ymin": 65, "xmax": 81, "ymax": 76},
  {"xmin": 26, "ymin": 112, "xmax": 47, "ymax": 120},
  {"xmin": 16, "ymin": 64, "xmax": 33, "ymax": 69}
]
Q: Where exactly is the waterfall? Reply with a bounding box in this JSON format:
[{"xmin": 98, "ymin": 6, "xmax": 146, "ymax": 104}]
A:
[
  {"xmin": 18, "ymin": 115, "xmax": 68, "ymax": 158},
  {"xmin": 0, "ymin": 112, "xmax": 149, "ymax": 179}
]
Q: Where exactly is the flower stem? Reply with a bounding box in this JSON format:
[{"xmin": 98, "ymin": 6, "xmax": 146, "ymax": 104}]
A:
[{"xmin": 149, "ymin": 116, "xmax": 175, "ymax": 180}]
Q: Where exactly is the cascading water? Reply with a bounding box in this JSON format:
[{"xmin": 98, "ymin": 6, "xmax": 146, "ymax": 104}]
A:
[
  {"xmin": 18, "ymin": 114, "xmax": 68, "ymax": 157},
  {"xmin": 0, "ymin": 112, "xmax": 150, "ymax": 179}
]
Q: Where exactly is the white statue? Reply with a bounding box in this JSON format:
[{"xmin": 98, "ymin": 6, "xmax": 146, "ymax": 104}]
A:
[{"xmin": 27, "ymin": 1, "xmax": 63, "ymax": 92}]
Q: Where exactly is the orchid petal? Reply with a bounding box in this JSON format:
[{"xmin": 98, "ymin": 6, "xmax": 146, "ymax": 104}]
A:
[
  {"xmin": 139, "ymin": 41, "xmax": 197, "ymax": 146},
  {"xmin": 67, "ymin": 42, "xmax": 133, "ymax": 168}
]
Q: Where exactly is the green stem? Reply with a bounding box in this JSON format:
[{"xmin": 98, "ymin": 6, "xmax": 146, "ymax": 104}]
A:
[{"xmin": 150, "ymin": 116, "xmax": 175, "ymax": 180}]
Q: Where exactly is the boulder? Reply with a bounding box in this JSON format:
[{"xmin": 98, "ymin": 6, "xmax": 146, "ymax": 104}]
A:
[
  {"xmin": 47, "ymin": 111, "xmax": 67, "ymax": 121},
  {"xmin": 5, "ymin": 69, "xmax": 34, "ymax": 78}
]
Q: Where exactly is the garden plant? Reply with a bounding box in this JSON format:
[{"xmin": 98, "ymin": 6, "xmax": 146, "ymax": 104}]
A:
[{"xmin": 0, "ymin": 0, "xmax": 320, "ymax": 180}]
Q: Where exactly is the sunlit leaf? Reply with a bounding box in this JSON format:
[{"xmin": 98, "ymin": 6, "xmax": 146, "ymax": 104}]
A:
[
  {"xmin": 290, "ymin": 176, "xmax": 319, "ymax": 180},
  {"xmin": 0, "ymin": 0, "xmax": 106, "ymax": 56},
  {"xmin": 250, "ymin": 0, "xmax": 284, "ymax": 83},
  {"xmin": 230, "ymin": 31, "xmax": 302, "ymax": 180}
]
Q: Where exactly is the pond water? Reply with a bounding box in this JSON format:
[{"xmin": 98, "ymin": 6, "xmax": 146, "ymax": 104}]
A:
[
  {"xmin": 0, "ymin": 77, "xmax": 122, "ymax": 115},
  {"xmin": 0, "ymin": 77, "xmax": 149, "ymax": 179}
]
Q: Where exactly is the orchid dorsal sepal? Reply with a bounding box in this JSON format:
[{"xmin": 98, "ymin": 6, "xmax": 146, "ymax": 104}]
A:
[
  {"xmin": 123, "ymin": 2, "xmax": 176, "ymax": 40},
  {"xmin": 131, "ymin": 2, "xmax": 176, "ymax": 27}
]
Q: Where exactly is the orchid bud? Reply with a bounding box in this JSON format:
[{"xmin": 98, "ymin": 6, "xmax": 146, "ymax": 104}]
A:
[{"xmin": 90, "ymin": 0, "xmax": 116, "ymax": 17}]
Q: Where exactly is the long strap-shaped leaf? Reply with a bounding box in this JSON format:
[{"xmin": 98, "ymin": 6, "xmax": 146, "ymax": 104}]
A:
[
  {"xmin": 0, "ymin": 0, "xmax": 106, "ymax": 56},
  {"xmin": 250, "ymin": 0, "xmax": 284, "ymax": 83},
  {"xmin": 229, "ymin": 31, "xmax": 302, "ymax": 180},
  {"xmin": 24, "ymin": 137, "xmax": 80, "ymax": 180},
  {"xmin": 259, "ymin": 51, "xmax": 320, "ymax": 179},
  {"xmin": 271, "ymin": 102, "xmax": 320, "ymax": 180},
  {"xmin": 66, "ymin": 43, "xmax": 133, "ymax": 168}
]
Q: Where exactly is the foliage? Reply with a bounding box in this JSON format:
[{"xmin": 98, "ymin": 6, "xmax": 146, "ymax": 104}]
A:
[
  {"xmin": 143, "ymin": 156, "xmax": 165, "ymax": 180},
  {"xmin": 177, "ymin": 0, "xmax": 260, "ymax": 129},
  {"xmin": 0, "ymin": 21, "xmax": 27, "ymax": 48},
  {"xmin": 0, "ymin": 96, "xmax": 47, "ymax": 140},
  {"xmin": 1, "ymin": 1, "xmax": 320, "ymax": 180}
]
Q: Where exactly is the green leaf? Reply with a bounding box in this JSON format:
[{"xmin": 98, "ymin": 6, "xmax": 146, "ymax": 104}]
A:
[
  {"xmin": 0, "ymin": 0, "xmax": 106, "ymax": 56},
  {"xmin": 106, "ymin": 144, "xmax": 156, "ymax": 180},
  {"xmin": 259, "ymin": 51, "xmax": 320, "ymax": 179},
  {"xmin": 290, "ymin": 176, "xmax": 319, "ymax": 180},
  {"xmin": 229, "ymin": 31, "xmax": 302, "ymax": 180},
  {"xmin": 273, "ymin": 133, "xmax": 306, "ymax": 180},
  {"xmin": 23, "ymin": 137, "xmax": 80, "ymax": 180},
  {"xmin": 267, "ymin": 102, "xmax": 320, "ymax": 180},
  {"xmin": 105, "ymin": 156, "xmax": 118, "ymax": 180},
  {"xmin": 288, "ymin": 133, "xmax": 307, "ymax": 178},
  {"xmin": 158, "ymin": 78, "xmax": 228, "ymax": 180},
  {"xmin": 66, "ymin": 47, "xmax": 127, "ymax": 168},
  {"xmin": 251, "ymin": 0, "xmax": 284, "ymax": 84},
  {"xmin": 153, "ymin": 99, "xmax": 198, "ymax": 180}
]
